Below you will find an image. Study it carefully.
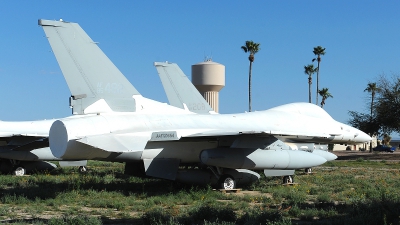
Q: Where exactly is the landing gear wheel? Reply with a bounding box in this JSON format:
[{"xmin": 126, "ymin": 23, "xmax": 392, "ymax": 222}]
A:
[
  {"xmin": 283, "ymin": 175, "xmax": 293, "ymax": 184},
  {"xmin": 14, "ymin": 167, "xmax": 26, "ymax": 176},
  {"xmin": 305, "ymin": 168, "xmax": 312, "ymax": 174},
  {"xmin": 218, "ymin": 175, "xmax": 236, "ymax": 190},
  {"xmin": 78, "ymin": 166, "xmax": 87, "ymax": 173}
]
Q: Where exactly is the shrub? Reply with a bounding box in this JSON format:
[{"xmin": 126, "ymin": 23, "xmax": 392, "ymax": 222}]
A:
[
  {"xmin": 356, "ymin": 157, "xmax": 364, "ymax": 162},
  {"xmin": 188, "ymin": 205, "xmax": 236, "ymax": 223},
  {"xmin": 317, "ymin": 193, "xmax": 331, "ymax": 203},
  {"xmin": 142, "ymin": 208, "xmax": 172, "ymax": 225},
  {"xmin": 237, "ymin": 208, "xmax": 291, "ymax": 225},
  {"xmin": 47, "ymin": 215, "xmax": 102, "ymax": 225}
]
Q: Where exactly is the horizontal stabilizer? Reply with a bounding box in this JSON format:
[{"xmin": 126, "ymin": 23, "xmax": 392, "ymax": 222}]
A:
[{"xmin": 77, "ymin": 132, "xmax": 150, "ymax": 152}]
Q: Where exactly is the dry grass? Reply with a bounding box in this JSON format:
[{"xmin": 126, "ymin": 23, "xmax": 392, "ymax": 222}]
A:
[{"xmin": 0, "ymin": 159, "xmax": 399, "ymax": 224}]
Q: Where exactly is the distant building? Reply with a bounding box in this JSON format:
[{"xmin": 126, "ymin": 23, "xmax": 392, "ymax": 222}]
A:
[
  {"xmin": 333, "ymin": 135, "xmax": 377, "ymax": 151},
  {"xmin": 389, "ymin": 139, "xmax": 400, "ymax": 149}
]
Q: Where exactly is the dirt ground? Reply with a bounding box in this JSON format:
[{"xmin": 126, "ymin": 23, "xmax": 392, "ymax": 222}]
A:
[{"xmin": 333, "ymin": 150, "xmax": 400, "ymax": 161}]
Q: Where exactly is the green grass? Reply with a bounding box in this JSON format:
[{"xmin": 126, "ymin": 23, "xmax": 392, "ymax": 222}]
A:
[
  {"xmin": 323, "ymin": 159, "xmax": 400, "ymax": 168},
  {"xmin": 0, "ymin": 160, "xmax": 400, "ymax": 224}
]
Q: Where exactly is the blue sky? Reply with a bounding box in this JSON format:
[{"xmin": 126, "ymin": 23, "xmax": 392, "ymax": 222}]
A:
[{"xmin": 1, "ymin": 1, "xmax": 400, "ymax": 130}]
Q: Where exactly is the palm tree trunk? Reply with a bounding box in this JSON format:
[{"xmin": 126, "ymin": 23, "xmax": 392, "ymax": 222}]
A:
[
  {"xmin": 308, "ymin": 78, "xmax": 312, "ymax": 103},
  {"xmin": 369, "ymin": 94, "xmax": 374, "ymax": 152},
  {"xmin": 370, "ymin": 94, "xmax": 374, "ymax": 118},
  {"xmin": 248, "ymin": 61, "xmax": 253, "ymax": 112},
  {"xmin": 316, "ymin": 58, "xmax": 321, "ymax": 106}
]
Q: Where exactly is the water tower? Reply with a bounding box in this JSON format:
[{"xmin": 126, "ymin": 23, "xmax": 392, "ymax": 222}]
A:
[{"xmin": 191, "ymin": 60, "xmax": 225, "ymax": 113}]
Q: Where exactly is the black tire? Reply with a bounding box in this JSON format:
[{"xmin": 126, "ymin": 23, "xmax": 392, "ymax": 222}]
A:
[
  {"xmin": 218, "ymin": 175, "xmax": 236, "ymax": 190},
  {"xmin": 78, "ymin": 166, "xmax": 87, "ymax": 173},
  {"xmin": 14, "ymin": 167, "xmax": 26, "ymax": 176},
  {"xmin": 283, "ymin": 175, "xmax": 293, "ymax": 184}
]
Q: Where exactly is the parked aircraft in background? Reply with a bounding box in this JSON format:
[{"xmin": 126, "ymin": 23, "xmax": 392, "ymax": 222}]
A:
[
  {"xmin": 0, "ymin": 118, "xmax": 57, "ymax": 175},
  {"xmin": 0, "ymin": 119, "xmax": 87, "ymax": 175},
  {"xmin": 38, "ymin": 19, "xmax": 371, "ymax": 189}
]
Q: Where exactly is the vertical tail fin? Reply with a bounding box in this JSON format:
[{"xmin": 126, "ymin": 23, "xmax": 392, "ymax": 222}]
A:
[
  {"xmin": 154, "ymin": 62, "xmax": 215, "ymax": 114},
  {"xmin": 39, "ymin": 19, "xmax": 140, "ymax": 114}
]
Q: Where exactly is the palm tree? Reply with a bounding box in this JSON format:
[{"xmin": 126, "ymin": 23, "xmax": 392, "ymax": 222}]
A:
[
  {"xmin": 304, "ymin": 64, "xmax": 317, "ymax": 103},
  {"xmin": 364, "ymin": 82, "xmax": 380, "ymax": 119},
  {"xmin": 318, "ymin": 88, "xmax": 333, "ymax": 108},
  {"xmin": 312, "ymin": 46, "xmax": 326, "ymax": 106},
  {"xmin": 364, "ymin": 82, "xmax": 381, "ymax": 152},
  {"xmin": 241, "ymin": 40, "xmax": 260, "ymax": 112}
]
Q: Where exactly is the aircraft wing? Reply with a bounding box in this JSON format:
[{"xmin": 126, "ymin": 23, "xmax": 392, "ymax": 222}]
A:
[
  {"xmin": 0, "ymin": 133, "xmax": 48, "ymax": 138},
  {"xmin": 184, "ymin": 130, "xmax": 331, "ymax": 139},
  {"xmin": 0, "ymin": 120, "xmax": 52, "ymax": 151},
  {"xmin": 62, "ymin": 127, "xmax": 330, "ymax": 155},
  {"xmin": 0, "ymin": 135, "xmax": 49, "ymax": 152},
  {"xmin": 9, "ymin": 138, "xmax": 49, "ymax": 152},
  {"xmin": 154, "ymin": 62, "xmax": 215, "ymax": 114},
  {"xmin": 0, "ymin": 132, "xmax": 16, "ymax": 137}
]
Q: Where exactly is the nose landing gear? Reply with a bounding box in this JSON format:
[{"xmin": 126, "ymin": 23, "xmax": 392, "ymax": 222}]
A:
[{"xmin": 283, "ymin": 175, "xmax": 294, "ymax": 184}]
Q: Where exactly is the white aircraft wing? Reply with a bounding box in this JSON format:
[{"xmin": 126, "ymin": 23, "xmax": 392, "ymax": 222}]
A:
[
  {"xmin": 184, "ymin": 130, "xmax": 331, "ymax": 139},
  {"xmin": 0, "ymin": 132, "xmax": 16, "ymax": 137},
  {"xmin": 0, "ymin": 120, "xmax": 53, "ymax": 151}
]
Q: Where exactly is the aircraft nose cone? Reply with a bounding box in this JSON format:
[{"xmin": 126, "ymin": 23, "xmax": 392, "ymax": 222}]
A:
[
  {"xmin": 312, "ymin": 149, "xmax": 337, "ymax": 161},
  {"xmin": 354, "ymin": 131, "xmax": 372, "ymax": 143}
]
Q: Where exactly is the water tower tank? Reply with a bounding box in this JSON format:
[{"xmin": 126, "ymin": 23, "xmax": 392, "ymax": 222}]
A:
[{"xmin": 191, "ymin": 61, "xmax": 225, "ymax": 112}]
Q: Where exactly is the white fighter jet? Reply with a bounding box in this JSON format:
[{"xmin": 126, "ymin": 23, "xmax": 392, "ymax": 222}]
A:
[
  {"xmin": 36, "ymin": 19, "xmax": 371, "ymax": 189},
  {"xmin": 154, "ymin": 62, "xmax": 370, "ymax": 176},
  {"xmin": 153, "ymin": 62, "xmax": 360, "ymax": 148}
]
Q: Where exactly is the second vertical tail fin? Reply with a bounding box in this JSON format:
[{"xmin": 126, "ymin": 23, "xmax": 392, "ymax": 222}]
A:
[{"xmin": 154, "ymin": 62, "xmax": 215, "ymax": 114}]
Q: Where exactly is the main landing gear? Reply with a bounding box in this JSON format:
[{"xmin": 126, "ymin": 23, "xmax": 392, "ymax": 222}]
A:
[
  {"xmin": 209, "ymin": 167, "xmax": 237, "ymax": 190},
  {"xmin": 10, "ymin": 160, "xmax": 26, "ymax": 176},
  {"xmin": 13, "ymin": 167, "xmax": 26, "ymax": 176},
  {"xmin": 218, "ymin": 174, "xmax": 236, "ymax": 190}
]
